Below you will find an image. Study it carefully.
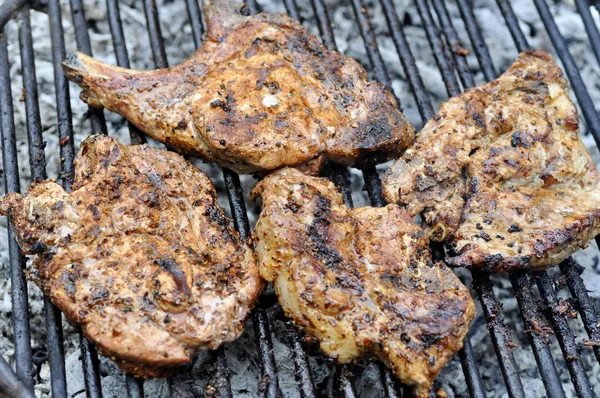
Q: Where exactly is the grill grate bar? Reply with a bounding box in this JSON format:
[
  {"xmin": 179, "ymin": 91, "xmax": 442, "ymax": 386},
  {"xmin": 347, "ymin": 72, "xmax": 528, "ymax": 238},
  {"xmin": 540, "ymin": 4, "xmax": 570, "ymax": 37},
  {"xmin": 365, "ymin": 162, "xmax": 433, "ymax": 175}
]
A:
[
  {"xmin": 69, "ymin": 0, "xmax": 108, "ymax": 136},
  {"xmin": 185, "ymin": 0, "xmax": 204, "ymax": 47},
  {"xmin": 205, "ymin": 347, "xmax": 233, "ymax": 398},
  {"xmin": 0, "ymin": 353, "xmax": 35, "ymax": 398},
  {"xmin": 472, "ymin": 272, "xmax": 526, "ymax": 398},
  {"xmin": 509, "ymin": 272, "xmax": 566, "ymax": 398},
  {"xmin": 0, "ymin": 0, "xmax": 26, "ymax": 28},
  {"xmin": 284, "ymin": 319, "xmax": 317, "ymax": 398},
  {"xmin": 282, "ymin": 0, "xmax": 300, "ymax": 21},
  {"xmin": 106, "ymin": 0, "xmax": 132, "ymax": 69},
  {"xmin": 142, "ymin": 0, "xmax": 168, "ymax": 69},
  {"xmin": 431, "ymin": 0, "xmax": 476, "ymax": 89},
  {"xmin": 48, "ymin": 0, "xmax": 76, "ymax": 189},
  {"xmin": 245, "ymin": 0, "xmax": 261, "ymax": 14},
  {"xmin": 105, "ymin": 0, "xmax": 145, "ymax": 148},
  {"xmin": 20, "ymin": 7, "xmax": 47, "ymax": 183},
  {"xmin": 574, "ymin": 0, "xmax": 600, "ymax": 67},
  {"xmin": 350, "ymin": 0, "xmax": 393, "ymax": 90},
  {"xmin": 560, "ymin": 259, "xmax": 600, "ymax": 365},
  {"xmin": 533, "ymin": 0, "xmax": 600, "ymax": 147},
  {"xmin": 415, "ymin": 0, "xmax": 461, "ymax": 97},
  {"xmin": 361, "ymin": 165, "xmax": 385, "ymax": 208},
  {"xmin": 320, "ymin": 162, "xmax": 354, "ymax": 207},
  {"xmin": 455, "ymin": 0, "xmax": 497, "ymax": 82},
  {"xmin": 0, "ymin": 26, "xmax": 35, "ymax": 395},
  {"xmin": 310, "ymin": 0, "xmax": 337, "ymax": 52},
  {"xmin": 534, "ymin": 271, "xmax": 595, "ymax": 398},
  {"xmin": 79, "ymin": 334, "xmax": 102, "ymax": 398},
  {"xmin": 254, "ymin": 307, "xmax": 282, "ymax": 398},
  {"xmin": 495, "ymin": 0, "xmax": 529, "ymax": 52},
  {"xmin": 380, "ymin": 0, "xmax": 435, "ymax": 121},
  {"xmin": 336, "ymin": 365, "xmax": 357, "ymax": 398},
  {"xmin": 458, "ymin": 339, "xmax": 487, "ymax": 398},
  {"xmin": 124, "ymin": 374, "xmax": 144, "ymax": 398},
  {"xmin": 380, "ymin": 364, "xmax": 401, "ymax": 398}
]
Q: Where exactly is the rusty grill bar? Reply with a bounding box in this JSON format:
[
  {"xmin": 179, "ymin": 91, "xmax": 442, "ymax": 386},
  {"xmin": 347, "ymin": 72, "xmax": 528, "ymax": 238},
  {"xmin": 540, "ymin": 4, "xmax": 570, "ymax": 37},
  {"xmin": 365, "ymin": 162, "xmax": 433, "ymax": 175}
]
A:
[{"xmin": 1, "ymin": 0, "xmax": 600, "ymax": 397}]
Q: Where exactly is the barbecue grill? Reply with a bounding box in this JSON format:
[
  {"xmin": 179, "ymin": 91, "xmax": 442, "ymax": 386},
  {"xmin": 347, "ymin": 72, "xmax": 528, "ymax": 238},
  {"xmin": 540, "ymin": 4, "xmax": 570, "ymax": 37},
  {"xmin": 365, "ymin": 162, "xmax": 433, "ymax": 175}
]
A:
[{"xmin": 0, "ymin": 0, "xmax": 599, "ymax": 396}]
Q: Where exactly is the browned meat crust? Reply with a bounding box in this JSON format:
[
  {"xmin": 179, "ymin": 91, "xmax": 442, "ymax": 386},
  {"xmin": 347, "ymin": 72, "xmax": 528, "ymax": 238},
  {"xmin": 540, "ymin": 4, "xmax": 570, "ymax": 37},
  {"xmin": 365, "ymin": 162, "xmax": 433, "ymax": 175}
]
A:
[
  {"xmin": 250, "ymin": 168, "xmax": 475, "ymax": 398},
  {"xmin": 62, "ymin": 0, "xmax": 414, "ymax": 175},
  {"xmin": 382, "ymin": 50, "xmax": 600, "ymax": 272},
  {"xmin": 0, "ymin": 135, "xmax": 262, "ymax": 378}
]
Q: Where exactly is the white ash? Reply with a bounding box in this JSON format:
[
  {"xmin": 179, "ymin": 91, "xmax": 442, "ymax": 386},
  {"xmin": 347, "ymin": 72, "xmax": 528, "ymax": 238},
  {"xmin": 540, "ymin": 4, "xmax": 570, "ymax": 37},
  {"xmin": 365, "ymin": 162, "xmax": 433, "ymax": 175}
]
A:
[{"xmin": 0, "ymin": 0, "xmax": 600, "ymax": 397}]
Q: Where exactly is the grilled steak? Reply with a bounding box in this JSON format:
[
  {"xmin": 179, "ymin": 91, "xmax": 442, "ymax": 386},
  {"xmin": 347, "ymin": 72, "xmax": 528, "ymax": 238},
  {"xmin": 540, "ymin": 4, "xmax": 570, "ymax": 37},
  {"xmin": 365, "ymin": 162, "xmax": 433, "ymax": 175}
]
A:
[
  {"xmin": 62, "ymin": 0, "xmax": 414, "ymax": 175},
  {"xmin": 0, "ymin": 135, "xmax": 262, "ymax": 378},
  {"xmin": 250, "ymin": 168, "xmax": 475, "ymax": 398},
  {"xmin": 382, "ymin": 50, "xmax": 600, "ymax": 272}
]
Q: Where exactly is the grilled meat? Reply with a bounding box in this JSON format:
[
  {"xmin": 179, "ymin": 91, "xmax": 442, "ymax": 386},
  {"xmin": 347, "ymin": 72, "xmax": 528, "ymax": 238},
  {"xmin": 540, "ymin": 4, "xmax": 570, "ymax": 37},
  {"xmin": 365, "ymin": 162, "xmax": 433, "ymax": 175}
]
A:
[
  {"xmin": 0, "ymin": 135, "xmax": 262, "ymax": 378},
  {"xmin": 250, "ymin": 168, "xmax": 475, "ymax": 398},
  {"xmin": 382, "ymin": 50, "xmax": 600, "ymax": 272},
  {"xmin": 62, "ymin": 0, "xmax": 414, "ymax": 175}
]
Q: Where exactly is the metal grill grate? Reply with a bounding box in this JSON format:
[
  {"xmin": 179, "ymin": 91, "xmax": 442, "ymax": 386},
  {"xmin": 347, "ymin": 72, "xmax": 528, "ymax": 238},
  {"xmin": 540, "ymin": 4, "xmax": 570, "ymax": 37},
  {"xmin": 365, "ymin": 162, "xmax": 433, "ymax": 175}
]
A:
[{"xmin": 0, "ymin": 0, "xmax": 599, "ymax": 397}]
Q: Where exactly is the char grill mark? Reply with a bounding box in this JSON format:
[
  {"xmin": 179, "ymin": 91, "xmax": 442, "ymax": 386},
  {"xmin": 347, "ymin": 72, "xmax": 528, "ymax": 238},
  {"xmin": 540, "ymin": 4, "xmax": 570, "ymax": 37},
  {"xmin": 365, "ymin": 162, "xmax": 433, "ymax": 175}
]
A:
[{"xmin": 307, "ymin": 196, "xmax": 343, "ymax": 270}]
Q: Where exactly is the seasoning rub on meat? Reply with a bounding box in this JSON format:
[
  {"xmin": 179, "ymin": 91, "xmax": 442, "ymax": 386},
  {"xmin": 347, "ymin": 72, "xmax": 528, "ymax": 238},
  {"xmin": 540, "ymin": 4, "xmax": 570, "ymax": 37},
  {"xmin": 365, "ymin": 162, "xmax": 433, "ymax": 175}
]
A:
[
  {"xmin": 62, "ymin": 0, "xmax": 414, "ymax": 175},
  {"xmin": 0, "ymin": 135, "xmax": 262, "ymax": 378},
  {"xmin": 251, "ymin": 168, "xmax": 475, "ymax": 398},
  {"xmin": 382, "ymin": 50, "xmax": 600, "ymax": 273}
]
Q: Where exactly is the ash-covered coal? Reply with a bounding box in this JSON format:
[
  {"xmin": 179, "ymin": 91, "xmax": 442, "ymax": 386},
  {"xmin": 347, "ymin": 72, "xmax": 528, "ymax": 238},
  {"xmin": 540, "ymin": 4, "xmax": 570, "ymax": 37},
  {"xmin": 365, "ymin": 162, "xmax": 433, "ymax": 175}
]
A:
[{"xmin": 0, "ymin": 0, "xmax": 599, "ymax": 397}]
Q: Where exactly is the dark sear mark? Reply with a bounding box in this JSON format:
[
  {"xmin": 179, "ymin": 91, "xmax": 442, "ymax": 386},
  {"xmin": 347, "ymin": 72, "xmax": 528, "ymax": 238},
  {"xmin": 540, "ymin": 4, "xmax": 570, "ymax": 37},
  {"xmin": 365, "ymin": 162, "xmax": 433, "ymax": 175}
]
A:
[
  {"xmin": 156, "ymin": 258, "xmax": 191, "ymax": 297},
  {"xmin": 306, "ymin": 195, "xmax": 343, "ymax": 269}
]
